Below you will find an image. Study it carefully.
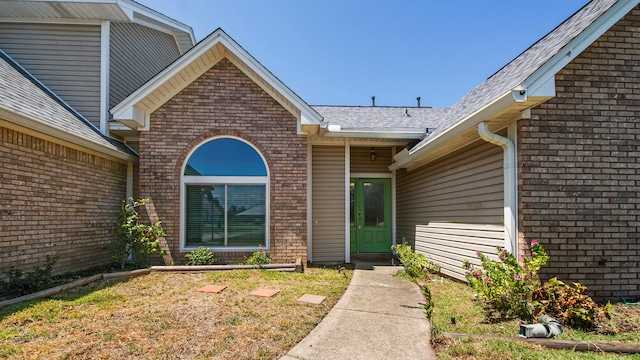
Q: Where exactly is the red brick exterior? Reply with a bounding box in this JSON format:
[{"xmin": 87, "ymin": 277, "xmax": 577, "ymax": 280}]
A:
[
  {"xmin": 139, "ymin": 58, "xmax": 307, "ymax": 264},
  {"xmin": 518, "ymin": 7, "xmax": 640, "ymax": 302},
  {"xmin": 0, "ymin": 126, "xmax": 128, "ymax": 278}
]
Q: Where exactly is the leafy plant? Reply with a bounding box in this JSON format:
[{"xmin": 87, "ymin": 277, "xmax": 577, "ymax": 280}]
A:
[
  {"xmin": 393, "ymin": 243, "xmax": 440, "ymax": 278},
  {"xmin": 113, "ymin": 198, "xmax": 166, "ymax": 270},
  {"xmin": 463, "ymin": 241, "xmax": 548, "ymax": 321},
  {"xmin": 532, "ymin": 277, "xmax": 610, "ymax": 329},
  {"xmin": 185, "ymin": 247, "xmax": 219, "ymax": 265},
  {"xmin": 1, "ymin": 255, "xmax": 58, "ymax": 296},
  {"xmin": 245, "ymin": 245, "xmax": 271, "ymax": 265},
  {"xmin": 419, "ymin": 281, "xmax": 434, "ymax": 319}
]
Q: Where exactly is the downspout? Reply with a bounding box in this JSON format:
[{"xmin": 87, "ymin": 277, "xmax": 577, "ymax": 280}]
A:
[{"xmin": 478, "ymin": 122, "xmax": 517, "ymax": 257}]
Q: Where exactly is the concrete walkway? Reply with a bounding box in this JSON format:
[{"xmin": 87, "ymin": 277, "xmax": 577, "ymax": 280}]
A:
[{"xmin": 281, "ymin": 262, "xmax": 436, "ymax": 360}]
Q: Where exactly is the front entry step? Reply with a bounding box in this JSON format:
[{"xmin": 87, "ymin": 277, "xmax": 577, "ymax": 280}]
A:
[{"xmin": 350, "ymin": 253, "xmax": 394, "ymax": 261}]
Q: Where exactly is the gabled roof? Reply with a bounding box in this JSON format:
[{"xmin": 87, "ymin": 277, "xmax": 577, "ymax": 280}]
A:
[
  {"xmin": 111, "ymin": 28, "xmax": 323, "ymax": 134},
  {"xmin": 0, "ymin": 0, "xmax": 195, "ymax": 53},
  {"xmin": 312, "ymin": 105, "xmax": 447, "ymax": 139},
  {"xmin": 391, "ymin": 0, "xmax": 637, "ymax": 171},
  {"xmin": 0, "ymin": 50, "xmax": 136, "ymax": 161}
]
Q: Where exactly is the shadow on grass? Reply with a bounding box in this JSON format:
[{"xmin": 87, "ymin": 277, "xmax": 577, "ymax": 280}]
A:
[{"xmin": 0, "ymin": 276, "xmax": 132, "ymax": 321}]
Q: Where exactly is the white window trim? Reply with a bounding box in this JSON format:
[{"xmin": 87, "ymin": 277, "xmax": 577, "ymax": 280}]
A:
[{"xmin": 180, "ymin": 136, "xmax": 270, "ymax": 253}]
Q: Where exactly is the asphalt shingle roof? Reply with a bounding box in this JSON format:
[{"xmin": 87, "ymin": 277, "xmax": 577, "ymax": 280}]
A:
[
  {"xmin": 310, "ymin": 1, "xmax": 619, "ymax": 145},
  {"xmin": 312, "ymin": 105, "xmax": 448, "ymax": 131},
  {"xmin": 0, "ymin": 50, "xmax": 135, "ymax": 157},
  {"xmin": 413, "ymin": 0, "xmax": 618, "ymax": 147}
]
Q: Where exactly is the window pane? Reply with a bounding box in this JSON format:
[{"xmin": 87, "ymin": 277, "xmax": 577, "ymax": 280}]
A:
[
  {"xmin": 185, "ymin": 138, "xmax": 267, "ymax": 176},
  {"xmin": 186, "ymin": 185, "xmax": 225, "ymax": 247},
  {"xmin": 364, "ymin": 182, "xmax": 385, "ymax": 227},
  {"xmin": 350, "ymin": 182, "xmax": 355, "ymax": 227},
  {"xmin": 227, "ymin": 185, "xmax": 266, "ymax": 247}
]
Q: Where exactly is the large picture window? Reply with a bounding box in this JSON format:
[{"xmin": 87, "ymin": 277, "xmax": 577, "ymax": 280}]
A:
[{"xmin": 181, "ymin": 137, "xmax": 268, "ymax": 251}]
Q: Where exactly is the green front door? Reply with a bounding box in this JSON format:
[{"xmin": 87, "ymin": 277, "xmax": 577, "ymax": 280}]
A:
[{"xmin": 350, "ymin": 178, "xmax": 392, "ymax": 253}]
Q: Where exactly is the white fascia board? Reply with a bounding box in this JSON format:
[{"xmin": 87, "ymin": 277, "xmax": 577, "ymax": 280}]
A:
[
  {"xmin": 220, "ymin": 33, "xmax": 323, "ymax": 125},
  {"xmin": 112, "ymin": 29, "xmax": 321, "ymax": 131},
  {"xmin": 119, "ymin": 0, "xmax": 195, "ymax": 47},
  {"xmin": 110, "ymin": 32, "xmax": 225, "ymax": 124},
  {"xmin": 523, "ymin": 0, "xmax": 639, "ymax": 95},
  {"xmin": 111, "ymin": 103, "xmax": 145, "ymax": 129},
  {"xmin": 324, "ymin": 128, "xmax": 425, "ymax": 139},
  {"xmin": 0, "ymin": 107, "xmax": 137, "ymax": 162},
  {"xmin": 0, "ymin": 18, "xmax": 103, "ymax": 25},
  {"xmin": 389, "ymin": 91, "xmax": 515, "ymax": 171}
]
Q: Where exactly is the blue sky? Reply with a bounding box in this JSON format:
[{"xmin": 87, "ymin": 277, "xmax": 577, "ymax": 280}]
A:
[{"xmin": 140, "ymin": 0, "xmax": 590, "ymax": 108}]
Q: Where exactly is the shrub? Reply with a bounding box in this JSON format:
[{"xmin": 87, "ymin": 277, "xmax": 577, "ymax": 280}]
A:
[
  {"xmin": 113, "ymin": 198, "xmax": 166, "ymax": 270},
  {"xmin": 245, "ymin": 245, "xmax": 271, "ymax": 265},
  {"xmin": 532, "ymin": 277, "xmax": 610, "ymax": 329},
  {"xmin": 1, "ymin": 255, "xmax": 58, "ymax": 296},
  {"xmin": 393, "ymin": 243, "xmax": 440, "ymax": 278},
  {"xmin": 463, "ymin": 241, "xmax": 548, "ymax": 321},
  {"xmin": 185, "ymin": 247, "xmax": 219, "ymax": 265}
]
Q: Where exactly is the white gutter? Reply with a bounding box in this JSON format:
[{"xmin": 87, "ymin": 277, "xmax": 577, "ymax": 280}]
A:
[
  {"xmin": 0, "ymin": 107, "xmax": 137, "ymax": 163},
  {"xmin": 478, "ymin": 121, "xmax": 517, "ymax": 257},
  {"xmin": 389, "ymin": 90, "xmax": 517, "ymax": 171},
  {"xmin": 322, "ymin": 124, "xmax": 425, "ymax": 139}
]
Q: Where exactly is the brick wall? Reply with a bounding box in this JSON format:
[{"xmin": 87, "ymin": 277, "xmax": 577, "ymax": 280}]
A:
[
  {"xmin": 0, "ymin": 126, "xmax": 128, "ymax": 278},
  {"xmin": 518, "ymin": 7, "xmax": 640, "ymax": 302},
  {"xmin": 139, "ymin": 58, "xmax": 307, "ymax": 264}
]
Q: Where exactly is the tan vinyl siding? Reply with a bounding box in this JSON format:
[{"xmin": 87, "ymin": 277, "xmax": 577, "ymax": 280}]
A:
[
  {"xmin": 109, "ymin": 22, "xmax": 181, "ymax": 107},
  {"xmin": 350, "ymin": 146, "xmax": 392, "ymax": 173},
  {"xmin": 0, "ymin": 23, "xmax": 101, "ymax": 127},
  {"xmin": 396, "ymin": 139, "xmax": 504, "ymax": 235},
  {"xmin": 415, "ymin": 223, "xmax": 503, "ymax": 280},
  {"xmin": 311, "ymin": 146, "xmax": 346, "ymax": 262}
]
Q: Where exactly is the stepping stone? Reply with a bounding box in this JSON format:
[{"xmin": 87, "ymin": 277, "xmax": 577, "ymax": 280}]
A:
[
  {"xmin": 297, "ymin": 294, "xmax": 326, "ymax": 305},
  {"xmin": 198, "ymin": 285, "xmax": 227, "ymax": 293},
  {"xmin": 249, "ymin": 288, "xmax": 279, "ymax": 297}
]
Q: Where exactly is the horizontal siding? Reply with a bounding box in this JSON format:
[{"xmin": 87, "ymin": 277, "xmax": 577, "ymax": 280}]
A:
[
  {"xmin": 0, "ymin": 23, "xmax": 101, "ymax": 127},
  {"xmin": 396, "ymin": 138, "xmax": 505, "ymax": 278},
  {"xmin": 350, "ymin": 146, "xmax": 392, "ymax": 173},
  {"xmin": 415, "ymin": 223, "xmax": 503, "ymax": 281},
  {"xmin": 396, "ymin": 139, "xmax": 504, "ymax": 236},
  {"xmin": 110, "ymin": 22, "xmax": 181, "ymax": 107},
  {"xmin": 312, "ymin": 146, "xmax": 346, "ymax": 262}
]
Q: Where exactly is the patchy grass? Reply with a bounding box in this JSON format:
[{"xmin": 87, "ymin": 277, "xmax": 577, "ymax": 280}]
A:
[
  {"xmin": 0, "ymin": 266, "xmax": 352, "ymax": 359},
  {"xmin": 430, "ymin": 278, "xmax": 640, "ymax": 360}
]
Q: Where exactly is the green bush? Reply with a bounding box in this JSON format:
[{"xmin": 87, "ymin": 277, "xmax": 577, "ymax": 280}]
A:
[
  {"xmin": 532, "ymin": 277, "xmax": 610, "ymax": 329},
  {"xmin": 1, "ymin": 255, "xmax": 57, "ymax": 296},
  {"xmin": 393, "ymin": 243, "xmax": 440, "ymax": 278},
  {"xmin": 463, "ymin": 241, "xmax": 548, "ymax": 321},
  {"xmin": 113, "ymin": 198, "xmax": 166, "ymax": 270},
  {"xmin": 245, "ymin": 246, "xmax": 271, "ymax": 265},
  {"xmin": 185, "ymin": 247, "xmax": 219, "ymax": 265}
]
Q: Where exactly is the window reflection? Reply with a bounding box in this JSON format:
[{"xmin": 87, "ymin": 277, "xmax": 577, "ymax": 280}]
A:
[
  {"xmin": 364, "ymin": 182, "xmax": 385, "ymax": 227},
  {"xmin": 183, "ymin": 137, "xmax": 268, "ymax": 249}
]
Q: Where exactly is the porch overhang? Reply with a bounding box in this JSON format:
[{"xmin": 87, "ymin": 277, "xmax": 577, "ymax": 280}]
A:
[{"xmin": 389, "ymin": 86, "xmax": 554, "ymax": 172}]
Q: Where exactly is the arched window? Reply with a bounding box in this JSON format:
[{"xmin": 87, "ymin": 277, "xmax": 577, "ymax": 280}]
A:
[{"xmin": 181, "ymin": 137, "xmax": 269, "ymax": 251}]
